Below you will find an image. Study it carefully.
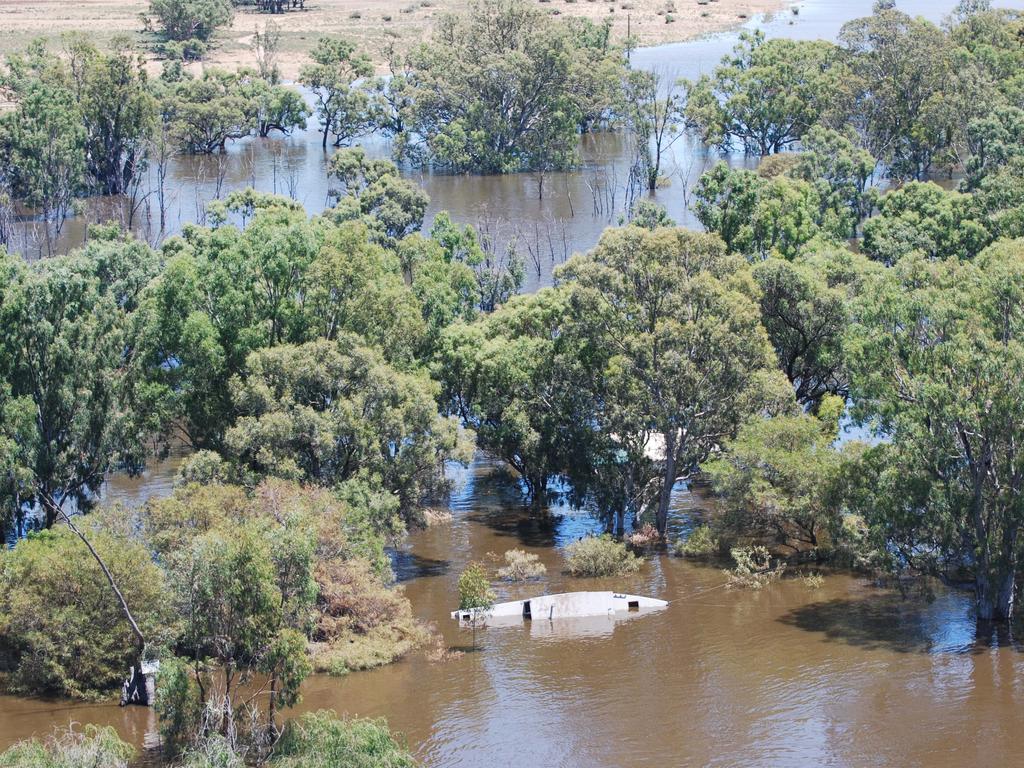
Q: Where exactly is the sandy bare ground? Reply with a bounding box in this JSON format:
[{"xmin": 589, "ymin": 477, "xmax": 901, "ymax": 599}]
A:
[{"xmin": 0, "ymin": 0, "xmax": 792, "ymax": 78}]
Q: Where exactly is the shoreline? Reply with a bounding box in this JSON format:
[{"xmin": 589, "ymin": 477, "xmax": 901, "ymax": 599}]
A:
[{"xmin": 0, "ymin": 0, "xmax": 799, "ymax": 78}]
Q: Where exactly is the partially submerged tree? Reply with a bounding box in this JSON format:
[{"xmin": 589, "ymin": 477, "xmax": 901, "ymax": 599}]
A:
[
  {"xmin": 558, "ymin": 225, "xmax": 792, "ymax": 536},
  {"xmin": 705, "ymin": 403, "xmax": 847, "ymax": 553},
  {"xmin": 147, "ymin": 0, "xmax": 233, "ymax": 42},
  {"xmin": 457, "ymin": 562, "xmax": 495, "ymax": 648},
  {"xmin": 375, "ymin": 0, "xmax": 625, "ymax": 174},
  {"xmin": 847, "ymin": 240, "xmax": 1024, "ymax": 621},
  {"xmin": 299, "ymin": 38, "xmax": 373, "ymax": 151},
  {"xmin": 685, "ymin": 31, "xmax": 841, "ymax": 155},
  {"xmin": 621, "ymin": 68, "xmax": 686, "ymax": 192}
]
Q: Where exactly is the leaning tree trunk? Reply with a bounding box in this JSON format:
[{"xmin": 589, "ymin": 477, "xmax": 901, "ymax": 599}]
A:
[{"xmin": 43, "ymin": 497, "xmax": 150, "ymax": 701}]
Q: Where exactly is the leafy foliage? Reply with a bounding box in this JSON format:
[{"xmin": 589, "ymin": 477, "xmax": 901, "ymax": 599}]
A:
[
  {"xmin": 496, "ymin": 549, "xmax": 547, "ymax": 581},
  {"xmin": 273, "ymin": 711, "xmax": 415, "ymax": 768},
  {"xmin": 0, "ymin": 726, "xmax": 133, "ymax": 768},
  {"xmin": 376, "ymin": 0, "xmax": 625, "ymax": 173},
  {"xmin": 148, "ymin": 0, "xmax": 233, "ymax": 42},
  {"xmin": 685, "ymin": 31, "xmax": 842, "ymax": 155},
  {"xmin": 0, "ymin": 525, "xmax": 170, "ymax": 699},
  {"xmin": 846, "ymin": 240, "xmax": 1024, "ymax": 620},
  {"xmin": 565, "ymin": 535, "xmax": 641, "ymax": 577}
]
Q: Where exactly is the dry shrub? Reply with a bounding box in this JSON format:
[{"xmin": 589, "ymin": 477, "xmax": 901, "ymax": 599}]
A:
[
  {"xmin": 800, "ymin": 572, "xmax": 825, "ymax": 589},
  {"xmin": 626, "ymin": 523, "xmax": 660, "ymax": 549},
  {"xmin": 425, "ymin": 634, "xmax": 464, "ymax": 664},
  {"xmin": 496, "ymin": 549, "xmax": 547, "ymax": 581},
  {"xmin": 423, "ymin": 508, "xmax": 454, "ymax": 526},
  {"xmin": 726, "ymin": 546, "xmax": 786, "ymax": 589},
  {"xmin": 310, "ymin": 559, "xmax": 428, "ymax": 674}
]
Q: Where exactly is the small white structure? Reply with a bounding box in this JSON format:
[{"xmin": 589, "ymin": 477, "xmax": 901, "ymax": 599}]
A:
[{"xmin": 451, "ymin": 591, "xmax": 667, "ymax": 624}]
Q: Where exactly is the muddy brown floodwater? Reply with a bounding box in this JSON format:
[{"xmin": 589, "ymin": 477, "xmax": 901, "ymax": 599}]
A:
[
  {"xmin": 3, "ymin": 457, "xmax": 1024, "ymax": 767},
  {"xmin": 7, "ymin": 0, "xmax": 1024, "ymax": 764}
]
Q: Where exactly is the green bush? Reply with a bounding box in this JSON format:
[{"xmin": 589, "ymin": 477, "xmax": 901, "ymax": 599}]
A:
[
  {"xmin": 726, "ymin": 546, "xmax": 785, "ymax": 589},
  {"xmin": 273, "ymin": 711, "xmax": 415, "ymax": 768},
  {"xmin": 0, "ymin": 725, "xmax": 133, "ymax": 768},
  {"xmin": 147, "ymin": 0, "xmax": 232, "ymax": 42},
  {"xmin": 565, "ymin": 535, "xmax": 641, "ymax": 577},
  {"xmin": 0, "ymin": 527, "xmax": 171, "ymax": 699},
  {"xmin": 178, "ymin": 735, "xmax": 244, "ymax": 768},
  {"xmin": 673, "ymin": 525, "xmax": 719, "ymax": 558}
]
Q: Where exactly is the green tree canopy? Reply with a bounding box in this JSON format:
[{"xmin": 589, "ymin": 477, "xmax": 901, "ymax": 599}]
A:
[
  {"xmin": 846, "ymin": 239, "xmax": 1024, "ymax": 620},
  {"xmin": 558, "ymin": 225, "xmax": 792, "ymax": 535},
  {"xmin": 685, "ymin": 31, "xmax": 842, "ymax": 155},
  {"xmin": 376, "ymin": 0, "xmax": 626, "ymax": 174},
  {"xmin": 224, "ymin": 337, "xmax": 467, "ymax": 524}
]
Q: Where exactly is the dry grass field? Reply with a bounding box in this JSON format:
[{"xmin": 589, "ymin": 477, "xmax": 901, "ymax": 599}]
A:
[{"xmin": 0, "ymin": 0, "xmax": 791, "ymax": 77}]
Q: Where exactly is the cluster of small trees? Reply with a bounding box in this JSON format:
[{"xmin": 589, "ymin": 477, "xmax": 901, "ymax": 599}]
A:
[
  {"xmin": 685, "ymin": 3, "xmax": 1024, "ymax": 182},
  {"xmin": 0, "ymin": 181, "xmax": 492, "ymax": 761},
  {"xmin": 0, "ymin": 33, "xmax": 313, "ymax": 253}
]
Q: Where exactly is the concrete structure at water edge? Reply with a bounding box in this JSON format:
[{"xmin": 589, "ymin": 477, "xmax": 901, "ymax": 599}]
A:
[{"xmin": 451, "ymin": 591, "xmax": 668, "ymax": 625}]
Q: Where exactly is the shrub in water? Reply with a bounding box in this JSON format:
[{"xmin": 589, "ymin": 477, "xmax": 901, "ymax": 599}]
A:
[
  {"xmin": 674, "ymin": 525, "xmax": 719, "ymax": 558},
  {"xmin": 273, "ymin": 711, "xmax": 415, "ymax": 768},
  {"xmin": 311, "ymin": 559, "xmax": 428, "ymax": 675},
  {"xmin": 496, "ymin": 549, "xmax": 547, "ymax": 581},
  {"xmin": 566, "ymin": 535, "xmax": 641, "ymax": 577},
  {"xmin": 0, "ymin": 725, "xmax": 133, "ymax": 768},
  {"xmin": 726, "ymin": 546, "xmax": 785, "ymax": 589}
]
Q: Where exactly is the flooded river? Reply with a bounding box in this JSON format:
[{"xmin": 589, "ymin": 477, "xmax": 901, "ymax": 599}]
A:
[
  {"xmin": 3, "ymin": 457, "xmax": 1024, "ymax": 767},
  {"xmin": 6, "ymin": 0, "xmax": 1024, "ymax": 765},
  {"xmin": 16, "ymin": 0, "xmax": 1024, "ymax": 292}
]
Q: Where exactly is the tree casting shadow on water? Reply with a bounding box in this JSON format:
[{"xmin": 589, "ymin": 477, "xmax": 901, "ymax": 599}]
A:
[
  {"xmin": 778, "ymin": 594, "xmax": 1024, "ymax": 655},
  {"xmin": 391, "ymin": 551, "xmax": 452, "ymax": 582}
]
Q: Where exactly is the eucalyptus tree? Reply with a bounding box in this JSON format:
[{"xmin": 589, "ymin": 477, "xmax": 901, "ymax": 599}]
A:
[
  {"xmin": 327, "ymin": 148, "xmax": 429, "ymax": 244},
  {"xmin": 791, "ymin": 126, "xmax": 876, "ymax": 237},
  {"xmin": 751, "ymin": 255, "xmax": 851, "ymax": 408},
  {"xmin": 224, "ymin": 337, "xmax": 467, "ymax": 523},
  {"xmin": 558, "ymin": 225, "xmax": 792, "ymax": 536},
  {"xmin": 846, "ymin": 239, "xmax": 1024, "ymax": 621},
  {"xmin": 838, "ymin": 7, "xmax": 965, "ymax": 180},
  {"xmin": 155, "ymin": 65, "xmax": 306, "ymax": 154},
  {"xmin": 861, "ymin": 182, "xmax": 990, "ymax": 264},
  {"xmin": 692, "ymin": 163, "xmax": 834, "ymax": 261},
  {"xmin": 0, "ymin": 236, "xmax": 161, "ymax": 668},
  {"xmin": 0, "ymin": 81, "xmax": 84, "ymax": 252},
  {"xmin": 964, "ymin": 106, "xmax": 1024, "ymax": 190},
  {"xmin": 0, "ymin": 239, "xmax": 159, "ymax": 529},
  {"xmin": 705, "ymin": 404, "xmax": 847, "ymax": 552},
  {"xmin": 376, "ymin": 0, "xmax": 626, "ymax": 174},
  {"xmin": 434, "ymin": 287, "xmax": 591, "ymax": 506},
  {"xmin": 685, "ymin": 31, "xmax": 842, "ymax": 155},
  {"xmin": 147, "ymin": 0, "xmax": 233, "ymax": 42},
  {"xmin": 621, "ymin": 69, "xmax": 686, "ymax": 192},
  {"xmin": 61, "ymin": 36, "xmax": 157, "ymax": 196},
  {"xmin": 299, "ymin": 38, "xmax": 374, "ymax": 151}
]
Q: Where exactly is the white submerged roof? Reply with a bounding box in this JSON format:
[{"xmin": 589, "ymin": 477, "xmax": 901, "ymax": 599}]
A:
[{"xmin": 451, "ymin": 591, "xmax": 667, "ymax": 622}]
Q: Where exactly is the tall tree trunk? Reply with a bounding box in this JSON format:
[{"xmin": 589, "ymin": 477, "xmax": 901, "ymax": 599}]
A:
[
  {"xmin": 655, "ymin": 431, "xmax": 677, "ymax": 537},
  {"xmin": 976, "ymin": 522, "xmax": 1019, "ymax": 622}
]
